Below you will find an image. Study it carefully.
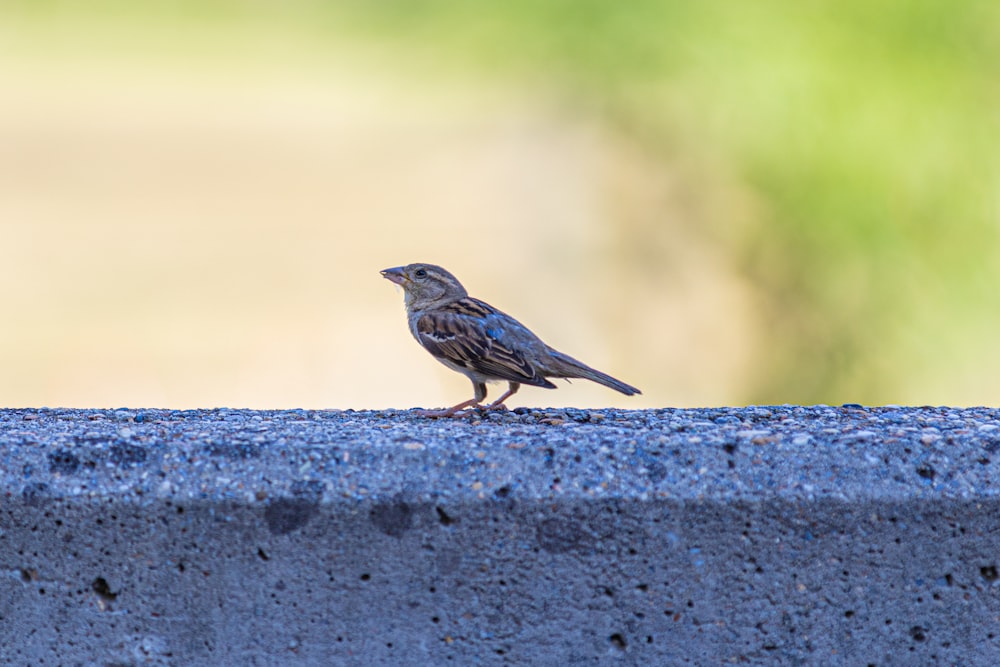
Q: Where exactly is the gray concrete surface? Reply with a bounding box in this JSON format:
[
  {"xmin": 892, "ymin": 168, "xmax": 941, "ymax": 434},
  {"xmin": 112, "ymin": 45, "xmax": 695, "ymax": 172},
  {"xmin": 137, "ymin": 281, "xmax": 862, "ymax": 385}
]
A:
[{"xmin": 2, "ymin": 405, "xmax": 1000, "ymax": 665}]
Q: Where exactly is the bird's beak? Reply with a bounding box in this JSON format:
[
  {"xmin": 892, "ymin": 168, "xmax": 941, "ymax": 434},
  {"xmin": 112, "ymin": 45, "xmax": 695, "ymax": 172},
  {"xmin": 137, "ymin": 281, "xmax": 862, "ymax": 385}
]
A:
[{"xmin": 381, "ymin": 266, "xmax": 408, "ymax": 286}]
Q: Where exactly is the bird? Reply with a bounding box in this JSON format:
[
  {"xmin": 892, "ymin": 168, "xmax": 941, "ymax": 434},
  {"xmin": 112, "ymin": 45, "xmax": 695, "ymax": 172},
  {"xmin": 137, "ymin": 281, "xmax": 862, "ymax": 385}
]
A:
[{"xmin": 381, "ymin": 263, "xmax": 640, "ymax": 417}]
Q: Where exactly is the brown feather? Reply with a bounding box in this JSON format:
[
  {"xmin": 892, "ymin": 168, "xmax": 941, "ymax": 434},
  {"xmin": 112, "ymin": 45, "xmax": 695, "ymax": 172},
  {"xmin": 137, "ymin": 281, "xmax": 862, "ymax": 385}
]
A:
[{"xmin": 416, "ymin": 302, "xmax": 556, "ymax": 389}]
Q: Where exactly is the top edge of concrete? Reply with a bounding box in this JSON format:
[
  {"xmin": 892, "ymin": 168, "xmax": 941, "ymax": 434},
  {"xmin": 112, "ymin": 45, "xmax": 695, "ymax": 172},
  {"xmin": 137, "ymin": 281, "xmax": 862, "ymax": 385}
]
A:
[{"xmin": 2, "ymin": 406, "xmax": 999, "ymax": 505}]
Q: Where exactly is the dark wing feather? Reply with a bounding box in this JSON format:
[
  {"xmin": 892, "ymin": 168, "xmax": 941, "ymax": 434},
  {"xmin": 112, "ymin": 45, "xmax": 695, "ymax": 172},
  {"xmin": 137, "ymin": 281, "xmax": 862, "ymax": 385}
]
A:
[{"xmin": 416, "ymin": 299, "xmax": 556, "ymax": 388}]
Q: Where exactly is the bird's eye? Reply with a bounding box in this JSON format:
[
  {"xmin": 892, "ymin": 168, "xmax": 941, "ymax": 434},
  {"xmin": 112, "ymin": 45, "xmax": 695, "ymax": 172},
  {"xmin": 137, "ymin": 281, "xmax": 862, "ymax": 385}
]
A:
[{"xmin": 414, "ymin": 268, "xmax": 427, "ymax": 279}]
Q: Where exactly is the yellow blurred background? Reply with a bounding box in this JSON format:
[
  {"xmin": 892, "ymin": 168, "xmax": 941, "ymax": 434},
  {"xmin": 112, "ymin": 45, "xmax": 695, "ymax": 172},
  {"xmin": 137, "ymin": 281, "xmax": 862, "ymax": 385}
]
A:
[{"xmin": 2, "ymin": 2, "xmax": 999, "ymax": 409}]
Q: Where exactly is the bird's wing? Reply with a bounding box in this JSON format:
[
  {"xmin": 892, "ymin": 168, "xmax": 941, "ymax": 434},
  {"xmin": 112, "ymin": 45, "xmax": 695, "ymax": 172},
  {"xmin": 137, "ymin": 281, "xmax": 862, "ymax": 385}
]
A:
[{"xmin": 415, "ymin": 299, "xmax": 556, "ymax": 388}]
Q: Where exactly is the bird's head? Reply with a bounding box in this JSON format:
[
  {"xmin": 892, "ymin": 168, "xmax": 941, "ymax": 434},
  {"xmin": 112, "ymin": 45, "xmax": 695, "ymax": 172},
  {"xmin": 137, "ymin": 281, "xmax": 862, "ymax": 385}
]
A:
[{"xmin": 381, "ymin": 263, "xmax": 468, "ymax": 310}]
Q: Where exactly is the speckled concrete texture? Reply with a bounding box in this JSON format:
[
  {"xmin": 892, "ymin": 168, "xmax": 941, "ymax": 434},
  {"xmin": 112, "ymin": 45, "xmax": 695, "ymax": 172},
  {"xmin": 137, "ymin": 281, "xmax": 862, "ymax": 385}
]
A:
[{"xmin": 2, "ymin": 406, "xmax": 1000, "ymax": 665}]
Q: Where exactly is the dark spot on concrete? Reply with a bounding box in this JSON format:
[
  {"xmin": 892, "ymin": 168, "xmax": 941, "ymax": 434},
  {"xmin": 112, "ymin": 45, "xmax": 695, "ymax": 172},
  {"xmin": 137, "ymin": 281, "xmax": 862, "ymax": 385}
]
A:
[
  {"xmin": 910, "ymin": 626, "xmax": 927, "ymax": 641},
  {"xmin": 109, "ymin": 443, "xmax": 146, "ymax": 466},
  {"xmin": 610, "ymin": 633, "xmax": 627, "ymax": 649},
  {"xmin": 916, "ymin": 465, "xmax": 935, "ymax": 481},
  {"xmin": 257, "ymin": 548, "xmax": 269, "ymax": 561},
  {"xmin": 536, "ymin": 518, "xmax": 589, "ymax": 554},
  {"xmin": 48, "ymin": 450, "xmax": 80, "ymax": 474},
  {"xmin": 264, "ymin": 481, "xmax": 324, "ymax": 535},
  {"xmin": 981, "ymin": 565, "xmax": 998, "ymax": 583},
  {"xmin": 92, "ymin": 577, "xmax": 117, "ymax": 601},
  {"xmin": 21, "ymin": 482, "xmax": 50, "ymax": 506},
  {"xmin": 435, "ymin": 506, "xmax": 454, "ymax": 526},
  {"xmin": 371, "ymin": 502, "xmax": 413, "ymax": 538},
  {"xmin": 264, "ymin": 501, "xmax": 309, "ymax": 535}
]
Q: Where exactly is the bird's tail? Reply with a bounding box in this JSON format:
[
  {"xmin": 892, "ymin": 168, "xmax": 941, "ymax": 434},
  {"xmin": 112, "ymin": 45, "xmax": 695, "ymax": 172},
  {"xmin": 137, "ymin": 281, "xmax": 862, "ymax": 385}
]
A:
[{"xmin": 546, "ymin": 349, "xmax": 641, "ymax": 396}]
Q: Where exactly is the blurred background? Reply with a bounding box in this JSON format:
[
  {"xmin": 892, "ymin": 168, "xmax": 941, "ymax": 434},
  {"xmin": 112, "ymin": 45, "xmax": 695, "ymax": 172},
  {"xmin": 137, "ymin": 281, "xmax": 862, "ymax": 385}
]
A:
[{"xmin": 2, "ymin": 1, "xmax": 998, "ymax": 409}]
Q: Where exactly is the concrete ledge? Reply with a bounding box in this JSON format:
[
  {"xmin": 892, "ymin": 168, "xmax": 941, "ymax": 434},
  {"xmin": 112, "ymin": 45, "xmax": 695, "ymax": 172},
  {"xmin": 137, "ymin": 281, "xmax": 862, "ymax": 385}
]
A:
[{"xmin": 2, "ymin": 406, "xmax": 1000, "ymax": 665}]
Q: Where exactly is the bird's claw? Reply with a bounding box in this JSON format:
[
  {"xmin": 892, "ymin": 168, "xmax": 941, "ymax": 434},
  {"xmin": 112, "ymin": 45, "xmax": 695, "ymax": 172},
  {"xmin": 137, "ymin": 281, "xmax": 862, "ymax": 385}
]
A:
[
  {"xmin": 416, "ymin": 406, "xmax": 479, "ymax": 419},
  {"xmin": 416, "ymin": 403, "xmax": 509, "ymax": 419}
]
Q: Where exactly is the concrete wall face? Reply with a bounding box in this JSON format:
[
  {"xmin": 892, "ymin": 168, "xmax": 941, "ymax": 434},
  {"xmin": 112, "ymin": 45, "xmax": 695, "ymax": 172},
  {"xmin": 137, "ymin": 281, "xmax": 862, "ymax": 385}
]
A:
[{"xmin": 2, "ymin": 407, "xmax": 1000, "ymax": 665}]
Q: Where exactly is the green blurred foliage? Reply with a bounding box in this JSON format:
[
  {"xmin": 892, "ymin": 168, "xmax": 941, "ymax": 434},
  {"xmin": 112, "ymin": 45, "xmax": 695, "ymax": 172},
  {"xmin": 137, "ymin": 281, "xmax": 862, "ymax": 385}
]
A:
[
  {"xmin": 8, "ymin": 0, "xmax": 1000, "ymax": 404},
  {"xmin": 323, "ymin": 0, "xmax": 1000, "ymax": 403}
]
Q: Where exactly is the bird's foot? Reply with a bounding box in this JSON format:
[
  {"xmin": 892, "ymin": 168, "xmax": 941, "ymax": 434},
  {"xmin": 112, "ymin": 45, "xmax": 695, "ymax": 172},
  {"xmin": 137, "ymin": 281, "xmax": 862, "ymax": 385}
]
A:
[
  {"xmin": 415, "ymin": 408, "xmax": 469, "ymax": 419},
  {"xmin": 416, "ymin": 401, "xmax": 512, "ymax": 419},
  {"xmin": 416, "ymin": 400, "xmax": 481, "ymax": 418}
]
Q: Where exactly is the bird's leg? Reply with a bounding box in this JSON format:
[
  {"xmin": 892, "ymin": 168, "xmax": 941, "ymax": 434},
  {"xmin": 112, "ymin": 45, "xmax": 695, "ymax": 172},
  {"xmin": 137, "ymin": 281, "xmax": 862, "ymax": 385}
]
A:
[
  {"xmin": 485, "ymin": 382, "xmax": 520, "ymax": 411},
  {"xmin": 417, "ymin": 381, "xmax": 488, "ymax": 418}
]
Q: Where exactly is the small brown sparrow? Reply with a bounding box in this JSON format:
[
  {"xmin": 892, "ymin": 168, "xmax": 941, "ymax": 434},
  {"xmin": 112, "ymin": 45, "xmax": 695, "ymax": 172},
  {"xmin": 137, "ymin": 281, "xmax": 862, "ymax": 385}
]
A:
[{"xmin": 382, "ymin": 263, "xmax": 640, "ymax": 417}]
